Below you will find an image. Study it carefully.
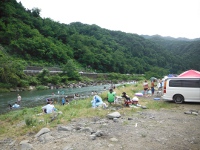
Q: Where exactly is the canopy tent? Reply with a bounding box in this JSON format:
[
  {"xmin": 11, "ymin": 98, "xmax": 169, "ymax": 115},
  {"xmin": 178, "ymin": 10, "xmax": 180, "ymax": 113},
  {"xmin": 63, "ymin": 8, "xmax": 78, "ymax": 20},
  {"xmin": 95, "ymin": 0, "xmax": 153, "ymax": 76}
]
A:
[
  {"xmin": 150, "ymin": 77, "xmax": 157, "ymax": 81},
  {"xmin": 178, "ymin": 70, "xmax": 200, "ymax": 77}
]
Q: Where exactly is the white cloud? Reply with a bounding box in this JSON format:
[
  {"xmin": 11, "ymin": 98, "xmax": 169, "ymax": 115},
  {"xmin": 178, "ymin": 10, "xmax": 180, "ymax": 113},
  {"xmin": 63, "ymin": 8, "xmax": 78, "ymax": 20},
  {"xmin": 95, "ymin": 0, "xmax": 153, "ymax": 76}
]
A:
[{"xmin": 17, "ymin": 0, "xmax": 200, "ymax": 39}]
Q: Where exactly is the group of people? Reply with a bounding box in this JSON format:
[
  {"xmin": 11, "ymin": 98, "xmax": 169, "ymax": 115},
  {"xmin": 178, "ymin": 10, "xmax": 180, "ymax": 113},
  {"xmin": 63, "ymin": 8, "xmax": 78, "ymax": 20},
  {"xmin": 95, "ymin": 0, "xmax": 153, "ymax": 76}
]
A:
[
  {"xmin": 100, "ymin": 79, "xmax": 162, "ymax": 107},
  {"xmin": 143, "ymin": 79, "xmax": 156, "ymax": 97},
  {"xmin": 90, "ymin": 88, "xmax": 114, "ymax": 108},
  {"xmin": 9, "ymin": 79, "xmax": 158, "ymax": 112},
  {"xmin": 10, "ymin": 81, "xmax": 157, "ymax": 112},
  {"xmin": 8, "ymin": 94, "xmax": 22, "ymax": 109},
  {"xmin": 142, "ymin": 78, "xmax": 165, "ymax": 97},
  {"xmin": 121, "ymin": 92, "xmax": 140, "ymax": 107},
  {"xmin": 91, "ymin": 88, "xmax": 140, "ymax": 108},
  {"xmin": 43, "ymin": 94, "xmax": 72, "ymax": 113}
]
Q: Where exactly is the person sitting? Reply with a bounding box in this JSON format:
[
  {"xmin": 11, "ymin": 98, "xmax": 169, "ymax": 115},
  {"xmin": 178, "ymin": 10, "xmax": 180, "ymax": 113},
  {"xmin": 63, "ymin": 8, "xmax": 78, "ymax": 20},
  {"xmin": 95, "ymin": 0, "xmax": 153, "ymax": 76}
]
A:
[
  {"xmin": 65, "ymin": 96, "xmax": 69, "ymax": 104},
  {"xmin": 121, "ymin": 92, "xmax": 131, "ymax": 106},
  {"xmin": 107, "ymin": 89, "xmax": 116, "ymax": 104},
  {"xmin": 8, "ymin": 104, "xmax": 12, "ymax": 109},
  {"xmin": 42, "ymin": 101, "xmax": 55, "ymax": 114},
  {"xmin": 131, "ymin": 96, "xmax": 141, "ymax": 107},
  {"xmin": 46, "ymin": 98, "xmax": 51, "ymax": 103},
  {"xmin": 91, "ymin": 95, "xmax": 104, "ymax": 108},
  {"xmin": 12, "ymin": 102, "xmax": 20, "ymax": 108}
]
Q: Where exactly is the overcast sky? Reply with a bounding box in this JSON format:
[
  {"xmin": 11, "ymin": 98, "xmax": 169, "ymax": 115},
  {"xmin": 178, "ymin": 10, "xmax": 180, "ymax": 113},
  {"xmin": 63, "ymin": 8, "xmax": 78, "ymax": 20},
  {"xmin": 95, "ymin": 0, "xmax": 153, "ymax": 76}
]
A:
[{"xmin": 16, "ymin": 0, "xmax": 200, "ymax": 39}]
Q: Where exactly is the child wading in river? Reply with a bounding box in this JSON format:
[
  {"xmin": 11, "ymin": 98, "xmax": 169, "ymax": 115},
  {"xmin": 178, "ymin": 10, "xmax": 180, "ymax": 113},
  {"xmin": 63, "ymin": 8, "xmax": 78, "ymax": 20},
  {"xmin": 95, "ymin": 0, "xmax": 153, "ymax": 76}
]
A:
[{"xmin": 62, "ymin": 97, "xmax": 65, "ymax": 105}]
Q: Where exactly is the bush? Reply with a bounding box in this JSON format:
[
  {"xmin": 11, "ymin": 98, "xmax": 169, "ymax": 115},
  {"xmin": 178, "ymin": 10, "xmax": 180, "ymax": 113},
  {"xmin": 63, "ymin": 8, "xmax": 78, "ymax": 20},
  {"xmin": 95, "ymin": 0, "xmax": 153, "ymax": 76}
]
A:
[
  {"xmin": 111, "ymin": 79, "xmax": 118, "ymax": 84},
  {"xmin": 36, "ymin": 85, "xmax": 49, "ymax": 90},
  {"xmin": 60, "ymin": 75, "xmax": 69, "ymax": 84},
  {"xmin": 28, "ymin": 76, "xmax": 40, "ymax": 86},
  {"xmin": 80, "ymin": 76, "xmax": 93, "ymax": 82},
  {"xmin": 24, "ymin": 115, "xmax": 37, "ymax": 126},
  {"xmin": 18, "ymin": 79, "xmax": 29, "ymax": 87},
  {"xmin": 0, "ymin": 88, "xmax": 10, "ymax": 93},
  {"xmin": 0, "ymin": 83, "xmax": 12, "ymax": 88},
  {"xmin": 50, "ymin": 75, "xmax": 61, "ymax": 85}
]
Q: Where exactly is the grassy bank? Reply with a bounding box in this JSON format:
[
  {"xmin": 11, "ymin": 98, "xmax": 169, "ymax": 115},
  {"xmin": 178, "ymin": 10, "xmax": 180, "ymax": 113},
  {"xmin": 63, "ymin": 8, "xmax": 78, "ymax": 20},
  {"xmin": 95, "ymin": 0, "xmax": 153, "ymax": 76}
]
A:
[{"xmin": 0, "ymin": 81, "xmax": 176, "ymax": 139}]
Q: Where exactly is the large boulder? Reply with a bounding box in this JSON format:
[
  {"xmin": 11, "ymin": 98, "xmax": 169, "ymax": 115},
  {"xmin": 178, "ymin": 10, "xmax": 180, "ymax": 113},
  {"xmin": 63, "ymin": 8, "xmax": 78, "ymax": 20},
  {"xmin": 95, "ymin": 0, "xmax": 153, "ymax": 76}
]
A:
[
  {"xmin": 34, "ymin": 128, "xmax": 50, "ymax": 137},
  {"xmin": 107, "ymin": 112, "xmax": 121, "ymax": 119}
]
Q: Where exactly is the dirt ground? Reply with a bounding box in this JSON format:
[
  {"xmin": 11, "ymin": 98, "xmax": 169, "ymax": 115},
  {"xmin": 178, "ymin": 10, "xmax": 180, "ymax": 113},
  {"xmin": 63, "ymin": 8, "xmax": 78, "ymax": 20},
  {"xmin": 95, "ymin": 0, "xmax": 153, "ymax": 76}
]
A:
[{"xmin": 1, "ymin": 100, "xmax": 200, "ymax": 150}]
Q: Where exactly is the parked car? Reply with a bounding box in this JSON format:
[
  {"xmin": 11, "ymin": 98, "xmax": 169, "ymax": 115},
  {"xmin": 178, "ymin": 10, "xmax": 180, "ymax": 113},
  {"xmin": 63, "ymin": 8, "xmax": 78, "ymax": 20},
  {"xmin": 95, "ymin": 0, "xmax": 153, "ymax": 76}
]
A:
[{"xmin": 162, "ymin": 77, "xmax": 200, "ymax": 103}]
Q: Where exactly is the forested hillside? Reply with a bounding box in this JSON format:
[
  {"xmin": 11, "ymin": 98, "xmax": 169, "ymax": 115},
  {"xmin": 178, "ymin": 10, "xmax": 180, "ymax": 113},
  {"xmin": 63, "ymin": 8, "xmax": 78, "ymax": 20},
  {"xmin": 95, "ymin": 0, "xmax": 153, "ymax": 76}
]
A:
[
  {"xmin": 142, "ymin": 35, "xmax": 200, "ymax": 71},
  {"xmin": 0, "ymin": 0, "xmax": 199, "ymax": 75}
]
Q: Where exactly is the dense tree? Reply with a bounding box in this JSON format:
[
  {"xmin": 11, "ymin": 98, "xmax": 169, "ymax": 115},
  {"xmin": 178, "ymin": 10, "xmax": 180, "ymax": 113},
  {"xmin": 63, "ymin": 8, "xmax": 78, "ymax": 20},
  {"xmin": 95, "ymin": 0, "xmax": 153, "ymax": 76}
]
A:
[
  {"xmin": 62, "ymin": 59, "xmax": 81, "ymax": 80},
  {"xmin": 0, "ymin": 0, "xmax": 199, "ymax": 91},
  {"xmin": 0, "ymin": 50, "xmax": 27, "ymax": 87}
]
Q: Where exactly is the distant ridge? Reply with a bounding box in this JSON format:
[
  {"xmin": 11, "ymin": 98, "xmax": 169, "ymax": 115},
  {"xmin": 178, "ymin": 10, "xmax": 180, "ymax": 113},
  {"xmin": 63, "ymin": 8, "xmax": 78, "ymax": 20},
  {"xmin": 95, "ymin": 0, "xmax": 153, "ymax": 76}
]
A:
[{"xmin": 140, "ymin": 34, "xmax": 197, "ymax": 41}]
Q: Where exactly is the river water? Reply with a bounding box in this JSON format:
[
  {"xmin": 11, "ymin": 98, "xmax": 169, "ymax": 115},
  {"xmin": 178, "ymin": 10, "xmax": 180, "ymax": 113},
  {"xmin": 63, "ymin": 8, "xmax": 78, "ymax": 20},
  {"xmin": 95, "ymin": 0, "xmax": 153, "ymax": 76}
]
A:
[{"xmin": 0, "ymin": 84, "xmax": 112, "ymax": 114}]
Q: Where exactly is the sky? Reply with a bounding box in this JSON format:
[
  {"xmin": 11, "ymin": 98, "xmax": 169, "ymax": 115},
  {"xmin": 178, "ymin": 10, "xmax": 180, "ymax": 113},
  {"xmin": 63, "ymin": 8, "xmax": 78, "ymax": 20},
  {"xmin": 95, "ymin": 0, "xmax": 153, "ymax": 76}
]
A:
[{"xmin": 16, "ymin": 0, "xmax": 200, "ymax": 39}]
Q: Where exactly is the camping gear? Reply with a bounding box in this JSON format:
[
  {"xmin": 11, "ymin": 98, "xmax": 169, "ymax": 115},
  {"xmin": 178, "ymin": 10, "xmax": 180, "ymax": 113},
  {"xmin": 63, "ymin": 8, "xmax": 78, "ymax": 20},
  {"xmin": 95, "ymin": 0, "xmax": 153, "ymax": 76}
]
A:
[
  {"xmin": 135, "ymin": 93, "xmax": 143, "ymax": 97},
  {"xmin": 178, "ymin": 69, "xmax": 200, "ymax": 77},
  {"xmin": 150, "ymin": 77, "xmax": 157, "ymax": 81}
]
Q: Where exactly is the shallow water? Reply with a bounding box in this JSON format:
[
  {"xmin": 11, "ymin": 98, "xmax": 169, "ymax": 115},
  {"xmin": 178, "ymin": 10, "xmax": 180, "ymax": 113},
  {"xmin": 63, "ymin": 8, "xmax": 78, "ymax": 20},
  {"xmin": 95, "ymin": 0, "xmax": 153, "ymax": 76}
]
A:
[{"xmin": 0, "ymin": 84, "xmax": 112, "ymax": 114}]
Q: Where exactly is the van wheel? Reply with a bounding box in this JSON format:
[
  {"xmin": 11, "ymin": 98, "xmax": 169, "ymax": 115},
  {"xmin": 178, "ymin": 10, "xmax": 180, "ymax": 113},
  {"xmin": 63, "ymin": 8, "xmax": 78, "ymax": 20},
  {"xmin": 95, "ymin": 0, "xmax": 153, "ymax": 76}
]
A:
[{"xmin": 173, "ymin": 95, "xmax": 184, "ymax": 104}]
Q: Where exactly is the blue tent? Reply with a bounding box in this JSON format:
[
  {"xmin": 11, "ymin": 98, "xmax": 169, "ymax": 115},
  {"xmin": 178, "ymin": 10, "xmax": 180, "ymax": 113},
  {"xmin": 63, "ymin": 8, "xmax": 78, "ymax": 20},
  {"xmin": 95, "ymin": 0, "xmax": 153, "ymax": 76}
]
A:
[
  {"xmin": 167, "ymin": 74, "xmax": 177, "ymax": 77},
  {"xmin": 168, "ymin": 74, "xmax": 175, "ymax": 77}
]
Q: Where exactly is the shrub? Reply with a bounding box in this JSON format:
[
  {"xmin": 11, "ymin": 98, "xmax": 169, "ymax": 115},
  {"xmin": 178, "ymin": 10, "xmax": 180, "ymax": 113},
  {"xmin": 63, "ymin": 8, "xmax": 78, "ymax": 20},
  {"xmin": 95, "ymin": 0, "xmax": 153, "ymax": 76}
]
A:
[
  {"xmin": 60, "ymin": 75, "xmax": 69, "ymax": 84},
  {"xmin": 0, "ymin": 88, "xmax": 10, "ymax": 93},
  {"xmin": 24, "ymin": 115, "xmax": 37, "ymax": 126},
  {"xmin": 36, "ymin": 85, "xmax": 49, "ymax": 90},
  {"xmin": 28, "ymin": 76, "xmax": 40, "ymax": 86},
  {"xmin": 18, "ymin": 79, "xmax": 29, "ymax": 87},
  {"xmin": 50, "ymin": 75, "xmax": 61, "ymax": 85}
]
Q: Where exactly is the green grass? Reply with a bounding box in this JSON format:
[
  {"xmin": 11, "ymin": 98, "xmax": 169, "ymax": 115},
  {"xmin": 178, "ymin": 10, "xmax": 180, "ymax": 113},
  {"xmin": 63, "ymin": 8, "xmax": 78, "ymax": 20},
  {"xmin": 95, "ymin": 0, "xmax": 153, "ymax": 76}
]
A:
[{"xmin": 0, "ymin": 81, "xmax": 176, "ymax": 139}]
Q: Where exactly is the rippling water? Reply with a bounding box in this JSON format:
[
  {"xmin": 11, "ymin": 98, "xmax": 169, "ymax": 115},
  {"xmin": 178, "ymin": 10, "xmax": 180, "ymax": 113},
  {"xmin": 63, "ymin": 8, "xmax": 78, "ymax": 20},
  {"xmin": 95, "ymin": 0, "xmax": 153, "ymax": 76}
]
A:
[{"xmin": 0, "ymin": 84, "xmax": 112, "ymax": 114}]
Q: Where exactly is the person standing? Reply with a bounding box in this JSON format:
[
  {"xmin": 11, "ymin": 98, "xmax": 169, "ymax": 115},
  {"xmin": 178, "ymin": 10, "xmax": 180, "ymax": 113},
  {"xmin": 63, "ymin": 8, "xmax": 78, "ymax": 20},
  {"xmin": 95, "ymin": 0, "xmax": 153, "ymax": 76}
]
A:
[
  {"xmin": 151, "ymin": 79, "xmax": 155, "ymax": 96},
  {"xmin": 62, "ymin": 97, "xmax": 65, "ymax": 105},
  {"xmin": 17, "ymin": 94, "xmax": 21, "ymax": 104},
  {"xmin": 143, "ymin": 80, "xmax": 149, "ymax": 97}
]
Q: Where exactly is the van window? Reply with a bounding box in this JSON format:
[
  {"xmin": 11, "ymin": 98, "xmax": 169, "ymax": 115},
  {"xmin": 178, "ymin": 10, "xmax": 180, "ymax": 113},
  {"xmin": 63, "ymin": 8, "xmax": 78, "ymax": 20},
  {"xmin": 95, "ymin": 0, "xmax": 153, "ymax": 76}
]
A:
[{"xmin": 169, "ymin": 80, "xmax": 200, "ymax": 88}]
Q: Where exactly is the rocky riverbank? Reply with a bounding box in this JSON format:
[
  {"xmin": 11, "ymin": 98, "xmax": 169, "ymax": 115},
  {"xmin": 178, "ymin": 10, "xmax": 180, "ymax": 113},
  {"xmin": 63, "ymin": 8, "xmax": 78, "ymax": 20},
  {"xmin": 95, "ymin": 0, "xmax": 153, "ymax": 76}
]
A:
[
  {"xmin": 1, "ymin": 102, "xmax": 200, "ymax": 150},
  {"xmin": 9, "ymin": 80, "xmax": 123, "ymax": 92}
]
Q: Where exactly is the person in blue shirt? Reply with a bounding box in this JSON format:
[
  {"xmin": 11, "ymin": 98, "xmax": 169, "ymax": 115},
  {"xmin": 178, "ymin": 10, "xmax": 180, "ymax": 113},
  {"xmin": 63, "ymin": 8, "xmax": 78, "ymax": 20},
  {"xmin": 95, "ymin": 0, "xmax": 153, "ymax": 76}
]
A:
[
  {"xmin": 12, "ymin": 102, "xmax": 20, "ymax": 108},
  {"xmin": 62, "ymin": 97, "xmax": 65, "ymax": 105},
  {"xmin": 91, "ymin": 95, "xmax": 103, "ymax": 108}
]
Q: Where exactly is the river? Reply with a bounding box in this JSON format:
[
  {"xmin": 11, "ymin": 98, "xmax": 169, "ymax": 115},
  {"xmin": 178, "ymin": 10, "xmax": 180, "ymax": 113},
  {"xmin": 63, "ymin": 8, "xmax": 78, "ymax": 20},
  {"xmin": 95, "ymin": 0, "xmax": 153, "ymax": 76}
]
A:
[{"xmin": 0, "ymin": 84, "xmax": 112, "ymax": 114}]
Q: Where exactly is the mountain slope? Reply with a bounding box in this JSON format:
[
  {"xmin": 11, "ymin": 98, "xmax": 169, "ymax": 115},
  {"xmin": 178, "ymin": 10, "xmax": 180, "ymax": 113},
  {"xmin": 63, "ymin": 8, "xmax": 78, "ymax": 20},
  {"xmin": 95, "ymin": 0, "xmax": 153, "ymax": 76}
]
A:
[{"xmin": 0, "ymin": 0, "xmax": 199, "ymax": 74}]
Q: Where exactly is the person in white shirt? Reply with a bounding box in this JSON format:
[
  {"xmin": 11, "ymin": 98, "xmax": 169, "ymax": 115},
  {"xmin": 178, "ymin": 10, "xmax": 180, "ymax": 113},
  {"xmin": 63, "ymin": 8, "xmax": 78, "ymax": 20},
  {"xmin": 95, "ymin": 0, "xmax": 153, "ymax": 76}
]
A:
[{"xmin": 42, "ymin": 101, "xmax": 55, "ymax": 114}]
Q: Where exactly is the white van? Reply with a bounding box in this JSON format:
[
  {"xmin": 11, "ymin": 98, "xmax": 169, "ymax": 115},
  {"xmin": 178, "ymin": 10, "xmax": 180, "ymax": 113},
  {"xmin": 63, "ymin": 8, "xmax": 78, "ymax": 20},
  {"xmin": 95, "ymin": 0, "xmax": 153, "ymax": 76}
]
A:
[{"xmin": 162, "ymin": 77, "xmax": 200, "ymax": 103}]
